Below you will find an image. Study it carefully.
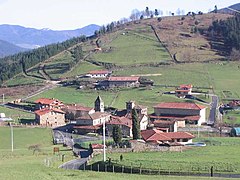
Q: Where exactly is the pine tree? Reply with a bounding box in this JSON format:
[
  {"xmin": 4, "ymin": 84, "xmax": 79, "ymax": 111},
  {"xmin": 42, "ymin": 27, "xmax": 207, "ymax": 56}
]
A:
[{"xmin": 132, "ymin": 108, "xmax": 140, "ymax": 139}]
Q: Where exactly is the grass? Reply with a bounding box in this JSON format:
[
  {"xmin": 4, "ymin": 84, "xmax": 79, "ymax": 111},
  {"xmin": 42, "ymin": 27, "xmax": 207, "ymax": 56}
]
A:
[
  {"xmin": 0, "ymin": 127, "xmax": 219, "ymax": 180},
  {"xmin": 5, "ymin": 74, "xmax": 44, "ymax": 87},
  {"xmin": 27, "ymin": 86, "xmax": 193, "ymax": 112},
  {"xmin": 63, "ymin": 61, "xmax": 103, "ymax": 78},
  {"xmin": 90, "ymin": 30, "xmax": 171, "ymax": 66},
  {"xmin": 90, "ymin": 137, "xmax": 240, "ymax": 174},
  {"xmin": 224, "ymin": 110, "xmax": 240, "ymax": 125},
  {"xmin": 0, "ymin": 105, "xmax": 34, "ymax": 121}
]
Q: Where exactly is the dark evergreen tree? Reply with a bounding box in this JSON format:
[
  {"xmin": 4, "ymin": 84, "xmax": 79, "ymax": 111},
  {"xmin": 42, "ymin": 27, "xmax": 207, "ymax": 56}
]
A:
[
  {"xmin": 112, "ymin": 125, "xmax": 122, "ymax": 145},
  {"xmin": 154, "ymin": 9, "xmax": 159, "ymax": 17},
  {"xmin": 132, "ymin": 108, "xmax": 140, "ymax": 140}
]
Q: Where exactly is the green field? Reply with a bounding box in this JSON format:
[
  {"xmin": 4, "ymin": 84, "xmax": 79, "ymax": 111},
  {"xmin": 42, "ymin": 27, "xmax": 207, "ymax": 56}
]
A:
[
  {"xmin": 224, "ymin": 110, "xmax": 240, "ymax": 125},
  {"xmin": 0, "ymin": 126, "xmax": 218, "ymax": 180},
  {"xmin": 90, "ymin": 30, "xmax": 171, "ymax": 66},
  {"xmin": 5, "ymin": 74, "xmax": 44, "ymax": 87},
  {"xmin": 0, "ymin": 105, "xmax": 34, "ymax": 121},
  {"xmin": 90, "ymin": 137, "xmax": 240, "ymax": 174},
  {"xmin": 28, "ymin": 86, "xmax": 191, "ymax": 112}
]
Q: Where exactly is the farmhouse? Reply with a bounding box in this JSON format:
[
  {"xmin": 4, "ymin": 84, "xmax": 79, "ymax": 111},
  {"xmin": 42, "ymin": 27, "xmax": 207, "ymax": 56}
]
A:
[
  {"xmin": 150, "ymin": 102, "xmax": 206, "ymax": 126},
  {"xmin": 116, "ymin": 101, "xmax": 148, "ymax": 131},
  {"xmin": 74, "ymin": 96, "xmax": 111, "ymax": 132},
  {"xmin": 34, "ymin": 108, "xmax": 65, "ymax": 127},
  {"xmin": 62, "ymin": 104, "xmax": 95, "ymax": 120},
  {"xmin": 141, "ymin": 129, "xmax": 195, "ymax": 145},
  {"xmin": 106, "ymin": 116, "xmax": 132, "ymax": 137},
  {"xmin": 108, "ymin": 76, "xmax": 140, "ymax": 88},
  {"xmin": 35, "ymin": 98, "xmax": 64, "ymax": 110},
  {"xmin": 175, "ymin": 84, "xmax": 193, "ymax": 98},
  {"xmin": 85, "ymin": 70, "xmax": 112, "ymax": 78},
  {"xmin": 152, "ymin": 120, "xmax": 178, "ymax": 132},
  {"xmin": 76, "ymin": 112, "xmax": 111, "ymax": 126}
]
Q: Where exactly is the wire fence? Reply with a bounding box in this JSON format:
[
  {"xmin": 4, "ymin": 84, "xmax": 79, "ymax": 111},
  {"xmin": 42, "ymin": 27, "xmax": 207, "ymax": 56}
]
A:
[{"xmin": 78, "ymin": 161, "xmax": 240, "ymax": 178}]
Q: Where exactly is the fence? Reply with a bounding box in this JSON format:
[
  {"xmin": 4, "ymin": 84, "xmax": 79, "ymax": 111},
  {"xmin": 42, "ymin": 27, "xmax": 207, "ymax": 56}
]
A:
[{"xmin": 78, "ymin": 162, "xmax": 240, "ymax": 178}]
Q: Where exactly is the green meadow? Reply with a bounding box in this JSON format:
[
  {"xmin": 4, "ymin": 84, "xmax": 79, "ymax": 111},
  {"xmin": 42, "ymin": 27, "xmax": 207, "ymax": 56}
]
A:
[
  {"xmin": 0, "ymin": 126, "xmax": 219, "ymax": 180},
  {"xmin": 91, "ymin": 31, "xmax": 171, "ymax": 66},
  {"xmin": 91, "ymin": 137, "xmax": 240, "ymax": 174}
]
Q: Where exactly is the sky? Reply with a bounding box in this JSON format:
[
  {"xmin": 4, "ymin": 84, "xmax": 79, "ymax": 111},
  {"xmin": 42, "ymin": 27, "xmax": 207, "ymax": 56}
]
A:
[{"xmin": 0, "ymin": 0, "xmax": 239, "ymax": 30}]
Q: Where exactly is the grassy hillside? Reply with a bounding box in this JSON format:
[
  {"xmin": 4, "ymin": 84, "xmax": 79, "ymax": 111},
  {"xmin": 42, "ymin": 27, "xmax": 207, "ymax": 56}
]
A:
[{"xmin": 2, "ymin": 13, "xmax": 240, "ymax": 107}]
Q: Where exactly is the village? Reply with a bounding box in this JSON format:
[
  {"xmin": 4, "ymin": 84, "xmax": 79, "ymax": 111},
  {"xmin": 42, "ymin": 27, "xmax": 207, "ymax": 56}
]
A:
[{"xmin": 1, "ymin": 69, "xmax": 239, "ymax": 149}]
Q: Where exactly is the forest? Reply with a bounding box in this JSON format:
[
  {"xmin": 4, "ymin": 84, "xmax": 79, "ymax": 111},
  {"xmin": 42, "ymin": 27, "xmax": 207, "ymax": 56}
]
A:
[
  {"xmin": 0, "ymin": 35, "xmax": 87, "ymax": 85},
  {"xmin": 209, "ymin": 14, "xmax": 240, "ymax": 51}
]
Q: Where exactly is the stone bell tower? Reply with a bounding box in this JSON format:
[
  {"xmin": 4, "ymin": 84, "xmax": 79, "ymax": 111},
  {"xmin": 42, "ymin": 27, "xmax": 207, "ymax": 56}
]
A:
[{"xmin": 95, "ymin": 95, "xmax": 104, "ymax": 112}]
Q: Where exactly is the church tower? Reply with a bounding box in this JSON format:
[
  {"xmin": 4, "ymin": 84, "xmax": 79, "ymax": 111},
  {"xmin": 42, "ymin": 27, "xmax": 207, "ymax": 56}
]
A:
[{"xmin": 95, "ymin": 95, "xmax": 104, "ymax": 112}]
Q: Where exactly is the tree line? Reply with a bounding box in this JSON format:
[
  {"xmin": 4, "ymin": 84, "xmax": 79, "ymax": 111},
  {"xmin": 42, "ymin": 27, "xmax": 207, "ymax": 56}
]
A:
[
  {"xmin": 0, "ymin": 35, "xmax": 87, "ymax": 85},
  {"xmin": 208, "ymin": 14, "xmax": 240, "ymax": 59}
]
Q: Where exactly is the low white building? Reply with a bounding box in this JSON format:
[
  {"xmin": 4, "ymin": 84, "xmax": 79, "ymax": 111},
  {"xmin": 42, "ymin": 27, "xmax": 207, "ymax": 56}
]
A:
[{"xmin": 85, "ymin": 70, "xmax": 111, "ymax": 78}]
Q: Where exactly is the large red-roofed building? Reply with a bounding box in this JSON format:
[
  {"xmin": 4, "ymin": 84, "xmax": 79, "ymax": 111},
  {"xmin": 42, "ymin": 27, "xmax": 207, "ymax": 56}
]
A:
[
  {"xmin": 151, "ymin": 102, "xmax": 206, "ymax": 127},
  {"xmin": 108, "ymin": 76, "xmax": 140, "ymax": 88}
]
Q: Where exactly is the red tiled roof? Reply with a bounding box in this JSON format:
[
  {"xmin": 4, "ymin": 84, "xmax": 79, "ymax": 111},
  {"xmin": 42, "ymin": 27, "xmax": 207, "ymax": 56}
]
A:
[
  {"xmin": 141, "ymin": 129, "xmax": 195, "ymax": 142},
  {"xmin": 88, "ymin": 70, "xmax": 110, "ymax": 75},
  {"xmin": 149, "ymin": 115, "xmax": 201, "ymax": 121},
  {"xmin": 92, "ymin": 144, "xmax": 105, "ymax": 149},
  {"xmin": 107, "ymin": 116, "xmax": 132, "ymax": 128},
  {"xmin": 35, "ymin": 98, "xmax": 62, "ymax": 105},
  {"xmin": 35, "ymin": 108, "xmax": 65, "ymax": 116},
  {"xmin": 179, "ymin": 84, "xmax": 192, "ymax": 89},
  {"xmin": 153, "ymin": 102, "xmax": 206, "ymax": 110},
  {"xmin": 141, "ymin": 129, "xmax": 172, "ymax": 142},
  {"xmin": 108, "ymin": 76, "xmax": 139, "ymax": 82},
  {"xmin": 165, "ymin": 132, "xmax": 195, "ymax": 139}
]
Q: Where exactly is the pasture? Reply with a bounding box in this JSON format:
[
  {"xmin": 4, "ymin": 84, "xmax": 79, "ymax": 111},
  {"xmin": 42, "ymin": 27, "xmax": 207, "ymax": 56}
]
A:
[
  {"xmin": 90, "ymin": 29, "xmax": 171, "ymax": 66},
  {"xmin": 28, "ymin": 86, "xmax": 188, "ymax": 112},
  {"xmin": 0, "ymin": 105, "xmax": 34, "ymax": 121},
  {"xmin": 0, "ymin": 126, "xmax": 216, "ymax": 180},
  {"xmin": 90, "ymin": 137, "xmax": 240, "ymax": 174}
]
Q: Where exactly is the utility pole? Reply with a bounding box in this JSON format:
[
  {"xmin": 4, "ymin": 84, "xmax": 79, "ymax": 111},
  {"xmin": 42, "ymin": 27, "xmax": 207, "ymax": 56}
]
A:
[
  {"xmin": 103, "ymin": 118, "xmax": 106, "ymax": 162},
  {"xmin": 10, "ymin": 123, "xmax": 13, "ymax": 152}
]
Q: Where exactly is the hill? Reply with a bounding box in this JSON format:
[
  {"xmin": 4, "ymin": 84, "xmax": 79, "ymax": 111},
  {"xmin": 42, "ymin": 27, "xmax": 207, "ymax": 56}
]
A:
[
  {"xmin": 1, "ymin": 13, "xmax": 240, "ymax": 108},
  {"xmin": 0, "ymin": 24, "xmax": 100, "ymax": 49},
  {"xmin": 218, "ymin": 3, "xmax": 240, "ymax": 14},
  {"xmin": 0, "ymin": 39, "xmax": 27, "ymax": 58}
]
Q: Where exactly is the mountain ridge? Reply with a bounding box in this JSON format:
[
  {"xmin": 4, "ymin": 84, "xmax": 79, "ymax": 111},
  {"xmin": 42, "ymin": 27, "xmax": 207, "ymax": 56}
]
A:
[
  {"xmin": 218, "ymin": 3, "xmax": 240, "ymax": 14},
  {"xmin": 0, "ymin": 39, "xmax": 27, "ymax": 58},
  {"xmin": 0, "ymin": 24, "xmax": 100, "ymax": 49}
]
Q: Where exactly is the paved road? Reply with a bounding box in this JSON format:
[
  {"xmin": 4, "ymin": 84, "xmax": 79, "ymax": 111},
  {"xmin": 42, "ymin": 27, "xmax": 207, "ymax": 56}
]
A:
[
  {"xmin": 208, "ymin": 95, "xmax": 218, "ymax": 125},
  {"xmin": 59, "ymin": 157, "xmax": 88, "ymax": 170},
  {"xmin": 59, "ymin": 147, "xmax": 90, "ymax": 170}
]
